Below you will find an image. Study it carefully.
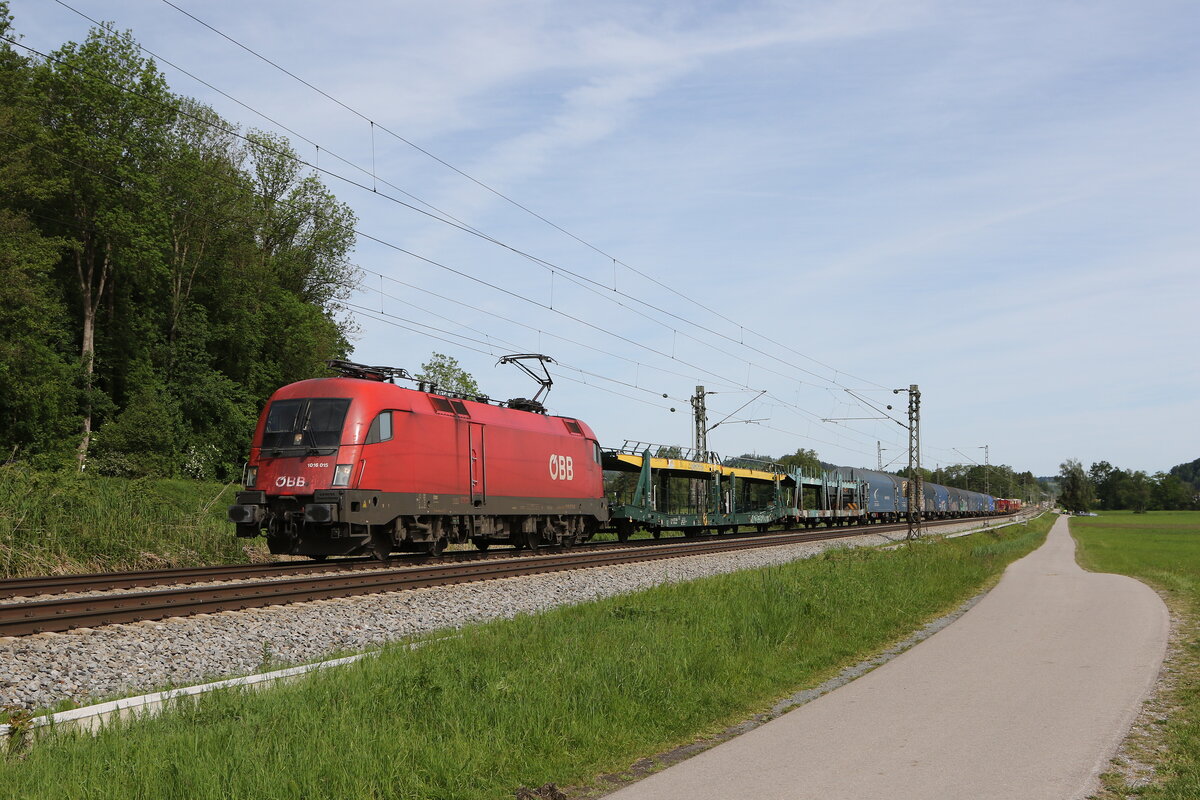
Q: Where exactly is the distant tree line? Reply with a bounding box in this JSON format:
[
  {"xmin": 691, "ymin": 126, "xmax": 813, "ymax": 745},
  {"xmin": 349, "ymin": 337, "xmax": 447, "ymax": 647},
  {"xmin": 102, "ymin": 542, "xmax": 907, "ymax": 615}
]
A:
[
  {"xmin": 894, "ymin": 463, "xmax": 1043, "ymax": 502},
  {"xmin": 1057, "ymin": 458, "xmax": 1197, "ymax": 514},
  {"xmin": 0, "ymin": 6, "xmax": 358, "ymax": 480}
]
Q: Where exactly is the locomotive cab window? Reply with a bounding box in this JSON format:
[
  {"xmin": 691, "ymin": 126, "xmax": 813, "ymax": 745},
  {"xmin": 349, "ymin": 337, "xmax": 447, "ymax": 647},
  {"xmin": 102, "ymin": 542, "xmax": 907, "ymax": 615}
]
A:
[
  {"xmin": 262, "ymin": 398, "xmax": 350, "ymax": 451},
  {"xmin": 365, "ymin": 411, "xmax": 393, "ymax": 444}
]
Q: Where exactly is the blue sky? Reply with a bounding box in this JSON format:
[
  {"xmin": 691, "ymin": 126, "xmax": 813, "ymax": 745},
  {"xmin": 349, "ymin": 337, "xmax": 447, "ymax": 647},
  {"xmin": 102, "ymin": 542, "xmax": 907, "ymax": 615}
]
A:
[{"xmin": 8, "ymin": 0, "xmax": 1199, "ymax": 477}]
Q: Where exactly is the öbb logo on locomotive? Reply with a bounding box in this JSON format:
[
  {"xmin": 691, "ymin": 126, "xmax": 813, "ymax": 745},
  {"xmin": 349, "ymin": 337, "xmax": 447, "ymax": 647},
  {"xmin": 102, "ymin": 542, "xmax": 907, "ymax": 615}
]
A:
[
  {"xmin": 549, "ymin": 454, "xmax": 574, "ymax": 481},
  {"xmin": 275, "ymin": 476, "xmax": 308, "ymax": 488}
]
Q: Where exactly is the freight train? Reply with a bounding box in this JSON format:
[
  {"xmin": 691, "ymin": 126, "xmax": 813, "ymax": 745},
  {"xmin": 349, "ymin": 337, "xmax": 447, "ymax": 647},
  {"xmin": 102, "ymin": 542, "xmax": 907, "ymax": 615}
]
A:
[{"xmin": 228, "ymin": 360, "xmax": 1013, "ymax": 558}]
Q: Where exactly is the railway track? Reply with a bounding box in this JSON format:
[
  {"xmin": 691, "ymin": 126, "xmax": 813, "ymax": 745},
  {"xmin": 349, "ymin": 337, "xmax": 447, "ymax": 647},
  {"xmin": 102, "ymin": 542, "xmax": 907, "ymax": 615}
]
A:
[
  {"xmin": 0, "ymin": 516, "xmax": 1015, "ymax": 637},
  {"xmin": 0, "ymin": 531, "xmax": 775, "ymax": 600}
]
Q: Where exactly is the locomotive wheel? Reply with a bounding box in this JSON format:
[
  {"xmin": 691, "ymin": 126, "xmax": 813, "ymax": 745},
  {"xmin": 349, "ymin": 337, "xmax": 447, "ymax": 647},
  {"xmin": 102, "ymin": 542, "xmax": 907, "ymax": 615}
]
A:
[
  {"xmin": 473, "ymin": 539, "xmax": 490, "ymax": 552},
  {"xmin": 369, "ymin": 529, "xmax": 392, "ymax": 563},
  {"xmin": 522, "ymin": 530, "xmax": 541, "ymax": 551},
  {"xmin": 308, "ymin": 554, "xmax": 328, "ymax": 562},
  {"xmin": 266, "ymin": 530, "xmax": 296, "ymax": 555}
]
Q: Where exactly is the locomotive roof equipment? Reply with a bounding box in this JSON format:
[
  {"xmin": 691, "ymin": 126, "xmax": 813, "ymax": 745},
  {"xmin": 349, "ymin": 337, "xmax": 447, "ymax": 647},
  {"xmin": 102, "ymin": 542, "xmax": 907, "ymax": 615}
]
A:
[{"xmin": 497, "ymin": 353, "xmax": 556, "ymax": 415}]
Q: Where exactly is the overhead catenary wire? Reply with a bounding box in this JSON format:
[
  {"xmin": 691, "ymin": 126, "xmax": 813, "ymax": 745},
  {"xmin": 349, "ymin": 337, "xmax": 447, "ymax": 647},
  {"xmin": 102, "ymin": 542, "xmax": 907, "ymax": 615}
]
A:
[
  {"xmin": 360, "ymin": 267, "xmax": 747, "ymax": 393},
  {"xmin": 3, "ymin": 23, "xmax": 913, "ymax": 445},
  {"xmin": 0, "ymin": 30, "xmax": 847, "ymax": 403},
  {"xmin": 0, "ymin": 56, "xmax": 747, "ymax": 395},
  {"xmin": 0, "ymin": 29, "xmax": 962, "ymax": 462},
  {"xmin": 344, "ymin": 304, "xmax": 683, "ymax": 411},
  {"xmin": 62, "ymin": 0, "xmax": 894, "ymax": 395},
  {"xmin": 46, "ymin": 1, "xmax": 496, "ymax": 240},
  {"xmin": 5, "ymin": 120, "xmax": 884, "ymax": 458}
]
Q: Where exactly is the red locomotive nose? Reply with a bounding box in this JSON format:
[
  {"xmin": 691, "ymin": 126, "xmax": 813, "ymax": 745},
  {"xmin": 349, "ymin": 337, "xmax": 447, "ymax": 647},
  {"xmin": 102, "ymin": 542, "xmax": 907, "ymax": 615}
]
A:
[{"xmin": 251, "ymin": 396, "xmax": 355, "ymax": 494}]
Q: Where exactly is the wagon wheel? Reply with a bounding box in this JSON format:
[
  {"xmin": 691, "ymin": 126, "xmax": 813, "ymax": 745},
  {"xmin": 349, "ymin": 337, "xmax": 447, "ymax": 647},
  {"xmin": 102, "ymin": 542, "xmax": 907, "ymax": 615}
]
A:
[
  {"xmin": 616, "ymin": 520, "xmax": 634, "ymax": 543},
  {"xmin": 473, "ymin": 539, "xmax": 490, "ymax": 552},
  {"xmin": 420, "ymin": 537, "xmax": 446, "ymax": 557}
]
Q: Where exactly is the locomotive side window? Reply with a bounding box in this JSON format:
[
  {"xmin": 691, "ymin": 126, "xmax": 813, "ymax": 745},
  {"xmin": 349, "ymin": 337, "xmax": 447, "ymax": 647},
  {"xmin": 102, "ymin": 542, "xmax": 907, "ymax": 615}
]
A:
[
  {"xmin": 262, "ymin": 398, "xmax": 350, "ymax": 450},
  {"xmin": 593, "ymin": 442, "xmax": 601, "ymax": 464},
  {"xmin": 365, "ymin": 411, "xmax": 393, "ymax": 444}
]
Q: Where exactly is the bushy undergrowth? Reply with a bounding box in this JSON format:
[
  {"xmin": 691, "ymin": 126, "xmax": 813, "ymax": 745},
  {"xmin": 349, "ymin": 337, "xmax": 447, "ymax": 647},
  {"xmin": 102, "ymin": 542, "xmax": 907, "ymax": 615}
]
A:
[
  {"xmin": 0, "ymin": 514, "xmax": 1052, "ymax": 799},
  {"xmin": 0, "ymin": 466, "xmax": 268, "ymax": 576}
]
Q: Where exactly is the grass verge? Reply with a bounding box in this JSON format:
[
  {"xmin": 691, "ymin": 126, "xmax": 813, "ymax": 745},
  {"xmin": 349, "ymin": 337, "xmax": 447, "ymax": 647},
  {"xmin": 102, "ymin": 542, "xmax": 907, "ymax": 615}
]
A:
[
  {"xmin": 0, "ymin": 466, "xmax": 269, "ymax": 577},
  {"xmin": 0, "ymin": 515, "xmax": 1051, "ymax": 799},
  {"xmin": 1072, "ymin": 511, "xmax": 1200, "ymax": 799}
]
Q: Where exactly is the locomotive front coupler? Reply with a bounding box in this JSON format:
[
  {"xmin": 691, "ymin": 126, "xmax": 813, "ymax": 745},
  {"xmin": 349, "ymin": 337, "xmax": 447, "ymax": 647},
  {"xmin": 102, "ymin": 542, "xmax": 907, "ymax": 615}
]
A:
[{"xmin": 228, "ymin": 490, "xmax": 266, "ymax": 536}]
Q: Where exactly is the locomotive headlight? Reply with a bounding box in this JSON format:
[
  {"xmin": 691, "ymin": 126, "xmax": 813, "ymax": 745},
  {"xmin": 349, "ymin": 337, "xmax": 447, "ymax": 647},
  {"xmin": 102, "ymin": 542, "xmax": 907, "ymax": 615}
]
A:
[
  {"xmin": 244, "ymin": 465, "xmax": 258, "ymax": 489},
  {"xmin": 332, "ymin": 464, "xmax": 353, "ymax": 487}
]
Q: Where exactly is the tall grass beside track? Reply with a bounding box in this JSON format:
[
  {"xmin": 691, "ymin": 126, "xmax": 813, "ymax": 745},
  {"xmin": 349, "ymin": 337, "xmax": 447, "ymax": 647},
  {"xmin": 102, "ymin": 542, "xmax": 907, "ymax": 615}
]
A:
[
  {"xmin": 1072, "ymin": 511, "xmax": 1200, "ymax": 799},
  {"xmin": 0, "ymin": 466, "xmax": 268, "ymax": 577},
  {"xmin": 0, "ymin": 514, "xmax": 1052, "ymax": 800}
]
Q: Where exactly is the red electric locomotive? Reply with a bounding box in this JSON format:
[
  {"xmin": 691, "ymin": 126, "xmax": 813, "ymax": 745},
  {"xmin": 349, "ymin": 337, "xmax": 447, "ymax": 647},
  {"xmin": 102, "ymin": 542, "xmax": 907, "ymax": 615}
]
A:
[{"xmin": 228, "ymin": 359, "xmax": 608, "ymax": 558}]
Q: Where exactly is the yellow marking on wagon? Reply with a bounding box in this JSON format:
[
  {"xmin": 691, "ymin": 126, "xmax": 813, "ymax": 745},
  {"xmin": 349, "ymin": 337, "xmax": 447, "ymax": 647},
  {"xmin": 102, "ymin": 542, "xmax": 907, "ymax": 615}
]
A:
[{"xmin": 606, "ymin": 452, "xmax": 789, "ymax": 482}]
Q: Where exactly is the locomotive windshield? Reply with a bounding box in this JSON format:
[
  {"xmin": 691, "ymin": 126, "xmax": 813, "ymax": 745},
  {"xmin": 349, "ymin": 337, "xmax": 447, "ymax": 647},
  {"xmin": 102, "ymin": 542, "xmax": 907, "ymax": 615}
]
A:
[{"xmin": 262, "ymin": 398, "xmax": 351, "ymax": 452}]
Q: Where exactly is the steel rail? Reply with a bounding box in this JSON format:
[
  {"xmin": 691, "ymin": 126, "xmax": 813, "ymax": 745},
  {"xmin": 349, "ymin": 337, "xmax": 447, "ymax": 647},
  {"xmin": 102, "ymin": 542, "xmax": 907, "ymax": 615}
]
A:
[
  {"xmin": 0, "ymin": 534, "xmax": 759, "ymax": 600},
  {"xmin": 0, "ymin": 527, "xmax": 888, "ymax": 636},
  {"xmin": 0, "ymin": 515, "xmax": 1014, "ymax": 602}
]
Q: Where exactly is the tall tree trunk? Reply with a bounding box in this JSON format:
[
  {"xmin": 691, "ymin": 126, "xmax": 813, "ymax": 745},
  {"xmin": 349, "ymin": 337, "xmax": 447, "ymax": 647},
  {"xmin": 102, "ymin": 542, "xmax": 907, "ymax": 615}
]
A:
[{"xmin": 75, "ymin": 235, "xmax": 110, "ymax": 469}]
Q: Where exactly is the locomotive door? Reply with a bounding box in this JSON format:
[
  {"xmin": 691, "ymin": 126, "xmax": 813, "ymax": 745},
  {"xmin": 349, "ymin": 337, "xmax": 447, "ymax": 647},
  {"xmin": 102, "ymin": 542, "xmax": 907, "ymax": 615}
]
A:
[{"xmin": 467, "ymin": 422, "xmax": 486, "ymax": 506}]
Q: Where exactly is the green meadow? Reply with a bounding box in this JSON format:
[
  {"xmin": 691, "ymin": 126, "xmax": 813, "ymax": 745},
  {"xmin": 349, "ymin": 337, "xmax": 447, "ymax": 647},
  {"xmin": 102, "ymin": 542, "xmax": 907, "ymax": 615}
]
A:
[{"xmin": 1073, "ymin": 511, "xmax": 1200, "ymax": 799}]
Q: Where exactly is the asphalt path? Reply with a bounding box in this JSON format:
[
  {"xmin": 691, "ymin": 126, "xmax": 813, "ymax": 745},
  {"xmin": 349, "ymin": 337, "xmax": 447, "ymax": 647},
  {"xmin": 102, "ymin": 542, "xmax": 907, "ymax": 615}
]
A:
[{"xmin": 607, "ymin": 515, "xmax": 1169, "ymax": 800}]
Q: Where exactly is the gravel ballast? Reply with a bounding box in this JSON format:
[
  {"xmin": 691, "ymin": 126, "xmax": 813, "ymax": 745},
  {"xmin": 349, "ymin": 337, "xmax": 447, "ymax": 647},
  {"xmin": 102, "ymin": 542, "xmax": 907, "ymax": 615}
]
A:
[{"xmin": 0, "ymin": 521, "xmax": 1004, "ymax": 711}]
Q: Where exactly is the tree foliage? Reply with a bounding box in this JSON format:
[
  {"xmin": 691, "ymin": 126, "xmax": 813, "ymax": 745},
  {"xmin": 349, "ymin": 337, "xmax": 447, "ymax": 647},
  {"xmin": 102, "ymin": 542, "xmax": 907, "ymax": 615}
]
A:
[
  {"xmin": 0, "ymin": 8, "xmax": 358, "ymax": 478},
  {"xmin": 1058, "ymin": 458, "xmax": 1095, "ymax": 513},
  {"xmin": 1089, "ymin": 460, "xmax": 1196, "ymax": 512},
  {"xmin": 924, "ymin": 463, "xmax": 1042, "ymax": 502},
  {"xmin": 775, "ymin": 448, "xmax": 823, "ymax": 476},
  {"xmin": 1169, "ymin": 457, "xmax": 1200, "ymax": 488},
  {"xmin": 416, "ymin": 353, "xmax": 480, "ymax": 396}
]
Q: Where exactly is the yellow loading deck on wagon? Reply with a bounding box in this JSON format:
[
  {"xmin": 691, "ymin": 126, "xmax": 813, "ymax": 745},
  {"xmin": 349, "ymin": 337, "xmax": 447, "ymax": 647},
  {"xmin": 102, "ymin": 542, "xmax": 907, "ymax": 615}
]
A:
[
  {"xmin": 604, "ymin": 451, "xmax": 789, "ymax": 483},
  {"xmin": 601, "ymin": 443, "xmax": 866, "ymax": 539}
]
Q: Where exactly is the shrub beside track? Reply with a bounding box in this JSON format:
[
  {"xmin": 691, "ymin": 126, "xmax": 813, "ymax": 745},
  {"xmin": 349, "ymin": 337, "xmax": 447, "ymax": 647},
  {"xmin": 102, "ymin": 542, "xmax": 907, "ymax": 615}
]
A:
[{"xmin": 0, "ymin": 467, "xmax": 269, "ymax": 577}]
